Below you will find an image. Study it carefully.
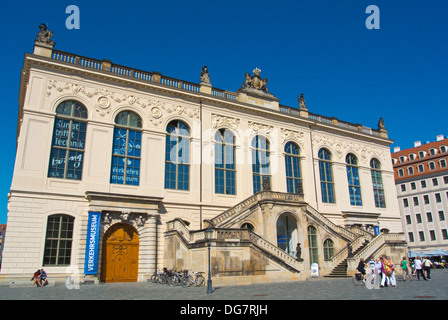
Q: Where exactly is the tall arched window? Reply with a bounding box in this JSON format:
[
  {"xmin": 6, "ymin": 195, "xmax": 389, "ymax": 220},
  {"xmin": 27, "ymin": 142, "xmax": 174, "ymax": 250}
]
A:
[
  {"xmin": 48, "ymin": 100, "xmax": 88, "ymax": 180},
  {"xmin": 285, "ymin": 142, "xmax": 302, "ymax": 194},
  {"xmin": 215, "ymin": 129, "xmax": 236, "ymax": 195},
  {"xmin": 251, "ymin": 135, "xmax": 271, "ymax": 194},
  {"xmin": 43, "ymin": 214, "xmax": 74, "ymax": 266},
  {"xmin": 110, "ymin": 111, "xmax": 142, "ymax": 185},
  {"xmin": 165, "ymin": 120, "xmax": 190, "ymax": 190},
  {"xmin": 318, "ymin": 148, "xmax": 335, "ymax": 203},
  {"xmin": 276, "ymin": 214, "xmax": 297, "ymax": 257},
  {"xmin": 323, "ymin": 239, "xmax": 334, "ymax": 260},
  {"xmin": 307, "ymin": 225, "xmax": 319, "ymax": 266},
  {"xmin": 346, "ymin": 154, "xmax": 362, "ymax": 206},
  {"xmin": 370, "ymin": 158, "xmax": 386, "ymax": 208}
]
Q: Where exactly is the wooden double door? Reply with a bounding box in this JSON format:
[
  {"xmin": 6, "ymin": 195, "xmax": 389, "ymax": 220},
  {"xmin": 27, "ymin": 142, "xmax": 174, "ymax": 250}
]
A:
[{"xmin": 101, "ymin": 223, "xmax": 139, "ymax": 283}]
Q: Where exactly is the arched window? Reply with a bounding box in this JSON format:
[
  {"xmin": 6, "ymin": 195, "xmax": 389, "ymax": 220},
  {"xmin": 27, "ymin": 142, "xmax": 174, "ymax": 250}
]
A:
[
  {"xmin": 215, "ymin": 129, "xmax": 236, "ymax": 195},
  {"xmin": 43, "ymin": 214, "xmax": 75, "ymax": 266},
  {"xmin": 165, "ymin": 120, "xmax": 190, "ymax": 190},
  {"xmin": 252, "ymin": 135, "xmax": 271, "ymax": 194},
  {"xmin": 241, "ymin": 223, "xmax": 254, "ymax": 231},
  {"xmin": 48, "ymin": 100, "xmax": 88, "ymax": 180},
  {"xmin": 307, "ymin": 226, "xmax": 319, "ymax": 266},
  {"xmin": 318, "ymin": 148, "xmax": 335, "ymax": 203},
  {"xmin": 110, "ymin": 111, "xmax": 142, "ymax": 185},
  {"xmin": 285, "ymin": 142, "xmax": 302, "ymax": 194},
  {"xmin": 323, "ymin": 239, "xmax": 334, "ymax": 260},
  {"xmin": 276, "ymin": 214, "xmax": 297, "ymax": 257},
  {"xmin": 346, "ymin": 154, "xmax": 362, "ymax": 206},
  {"xmin": 370, "ymin": 158, "xmax": 386, "ymax": 208}
]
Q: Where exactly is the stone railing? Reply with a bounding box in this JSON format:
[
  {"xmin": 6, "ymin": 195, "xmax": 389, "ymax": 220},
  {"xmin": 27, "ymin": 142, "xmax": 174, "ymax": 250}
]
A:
[
  {"xmin": 209, "ymin": 191, "xmax": 304, "ymax": 228},
  {"xmin": 346, "ymin": 232, "xmax": 407, "ymax": 272},
  {"xmin": 248, "ymin": 232, "xmax": 302, "ymax": 272},
  {"xmin": 305, "ymin": 205, "xmax": 356, "ymax": 241},
  {"xmin": 328, "ymin": 234, "xmax": 368, "ymax": 268},
  {"xmin": 166, "ymin": 219, "xmax": 301, "ymax": 272}
]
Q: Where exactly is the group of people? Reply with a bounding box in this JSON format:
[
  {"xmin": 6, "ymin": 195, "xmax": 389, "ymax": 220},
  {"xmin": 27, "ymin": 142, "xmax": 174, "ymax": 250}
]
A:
[
  {"xmin": 357, "ymin": 255, "xmax": 396, "ymax": 287},
  {"xmin": 411, "ymin": 256, "xmax": 434, "ymax": 281},
  {"xmin": 31, "ymin": 269, "xmax": 48, "ymax": 287},
  {"xmin": 356, "ymin": 255, "xmax": 434, "ymax": 288}
]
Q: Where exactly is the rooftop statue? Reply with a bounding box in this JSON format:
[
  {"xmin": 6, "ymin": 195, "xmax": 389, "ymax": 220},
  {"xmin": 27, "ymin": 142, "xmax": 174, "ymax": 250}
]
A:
[
  {"xmin": 36, "ymin": 23, "xmax": 55, "ymax": 46},
  {"xmin": 200, "ymin": 65, "xmax": 211, "ymax": 85},
  {"xmin": 238, "ymin": 68, "xmax": 278, "ymax": 101},
  {"xmin": 241, "ymin": 68, "xmax": 269, "ymax": 93}
]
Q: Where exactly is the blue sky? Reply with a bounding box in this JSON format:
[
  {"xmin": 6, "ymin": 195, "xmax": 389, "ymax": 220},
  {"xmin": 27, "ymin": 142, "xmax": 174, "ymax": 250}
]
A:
[{"xmin": 0, "ymin": 0, "xmax": 447, "ymax": 224}]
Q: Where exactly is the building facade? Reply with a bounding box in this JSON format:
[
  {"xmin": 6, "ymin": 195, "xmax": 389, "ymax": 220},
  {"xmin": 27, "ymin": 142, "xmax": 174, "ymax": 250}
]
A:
[
  {"xmin": 0, "ymin": 25, "xmax": 405, "ymax": 285},
  {"xmin": 392, "ymin": 135, "xmax": 448, "ymax": 254}
]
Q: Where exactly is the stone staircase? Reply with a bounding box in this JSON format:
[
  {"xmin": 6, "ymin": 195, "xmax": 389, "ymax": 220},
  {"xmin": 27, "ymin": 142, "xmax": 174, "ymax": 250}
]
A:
[
  {"xmin": 325, "ymin": 240, "xmax": 370, "ymax": 278},
  {"xmin": 164, "ymin": 191, "xmax": 406, "ymax": 283}
]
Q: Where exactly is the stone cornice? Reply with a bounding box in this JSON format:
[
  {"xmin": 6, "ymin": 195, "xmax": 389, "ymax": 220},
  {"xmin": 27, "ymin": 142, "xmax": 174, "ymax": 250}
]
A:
[{"xmin": 19, "ymin": 53, "xmax": 393, "ymax": 146}]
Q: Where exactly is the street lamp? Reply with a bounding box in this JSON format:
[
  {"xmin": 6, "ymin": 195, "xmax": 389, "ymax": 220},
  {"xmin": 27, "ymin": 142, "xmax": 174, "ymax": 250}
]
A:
[{"xmin": 206, "ymin": 227, "xmax": 213, "ymax": 294}]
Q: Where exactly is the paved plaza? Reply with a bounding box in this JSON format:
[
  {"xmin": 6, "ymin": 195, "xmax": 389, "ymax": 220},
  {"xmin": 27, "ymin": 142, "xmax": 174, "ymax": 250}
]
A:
[{"xmin": 1, "ymin": 269, "xmax": 447, "ymax": 301}]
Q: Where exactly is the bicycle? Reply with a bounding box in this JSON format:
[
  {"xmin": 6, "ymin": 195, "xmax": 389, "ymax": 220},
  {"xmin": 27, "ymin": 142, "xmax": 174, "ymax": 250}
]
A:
[
  {"xmin": 352, "ymin": 272, "xmax": 365, "ymax": 286},
  {"xmin": 151, "ymin": 269, "xmax": 165, "ymax": 283},
  {"xmin": 158, "ymin": 268, "xmax": 174, "ymax": 284},
  {"xmin": 182, "ymin": 271, "xmax": 205, "ymax": 287},
  {"xmin": 168, "ymin": 270, "xmax": 189, "ymax": 287}
]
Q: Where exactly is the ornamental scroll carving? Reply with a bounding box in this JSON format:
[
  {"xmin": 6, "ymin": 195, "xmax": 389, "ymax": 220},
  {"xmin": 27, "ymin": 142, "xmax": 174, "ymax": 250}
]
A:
[
  {"xmin": 312, "ymin": 133, "xmax": 387, "ymax": 165},
  {"xmin": 212, "ymin": 114, "xmax": 240, "ymax": 130},
  {"xmin": 103, "ymin": 211, "xmax": 147, "ymax": 229},
  {"xmin": 281, "ymin": 128, "xmax": 305, "ymax": 150},
  {"xmin": 46, "ymin": 80, "xmax": 199, "ymax": 125},
  {"xmin": 248, "ymin": 121, "xmax": 273, "ymax": 138}
]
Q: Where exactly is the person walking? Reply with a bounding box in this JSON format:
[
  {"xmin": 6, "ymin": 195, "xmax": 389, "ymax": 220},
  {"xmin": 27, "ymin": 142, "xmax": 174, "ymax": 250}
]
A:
[
  {"xmin": 386, "ymin": 256, "xmax": 397, "ymax": 287},
  {"xmin": 380, "ymin": 256, "xmax": 391, "ymax": 287},
  {"xmin": 422, "ymin": 256, "xmax": 433, "ymax": 280},
  {"xmin": 373, "ymin": 258, "xmax": 382, "ymax": 288},
  {"xmin": 400, "ymin": 256, "xmax": 412, "ymax": 281},
  {"xmin": 414, "ymin": 256, "xmax": 428, "ymax": 281}
]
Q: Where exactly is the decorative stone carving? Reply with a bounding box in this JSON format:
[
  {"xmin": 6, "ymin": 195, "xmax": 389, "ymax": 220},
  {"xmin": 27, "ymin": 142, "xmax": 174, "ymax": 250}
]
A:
[
  {"xmin": 97, "ymin": 96, "xmax": 110, "ymax": 109},
  {"xmin": 238, "ymin": 68, "xmax": 279, "ymax": 101},
  {"xmin": 281, "ymin": 128, "xmax": 305, "ymax": 149},
  {"xmin": 150, "ymin": 106, "xmax": 162, "ymax": 119},
  {"xmin": 241, "ymin": 68, "xmax": 269, "ymax": 92},
  {"xmin": 120, "ymin": 210, "xmax": 130, "ymax": 221},
  {"xmin": 103, "ymin": 213, "xmax": 112, "ymax": 225},
  {"xmin": 298, "ymin": 93, "xmax": 308, "ymax": 111},
  {"xmin": 200, "ymin": 66, "xmax": 211, "ymax": 85},
  {"xmin": 248, "ymin": 121, "xmax": 273, "ymax": 138},
  {"xmin": 212, "ymin": 114, "xmax": 240, "ymax": 130},
  {"xmin": 312, "ymin": 133, "xmax": 387, "ymax": 164},
  {"xmin": 162, "ymin": 104, "xmax": 199, "ymax": 120},
  {"xmin": 36, "ymin": 23, "xmax": 55, "ymax": 46}
]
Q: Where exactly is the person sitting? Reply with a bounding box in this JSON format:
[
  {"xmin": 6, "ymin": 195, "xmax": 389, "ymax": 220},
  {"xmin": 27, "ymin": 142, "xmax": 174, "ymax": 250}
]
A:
[
  {"xmin": 39, "ymin": 269, "xmax": 48, "ymax": 286},
  {"xmin": 31, "ymin": 270, "xmax": 42, "ymax": 287}
]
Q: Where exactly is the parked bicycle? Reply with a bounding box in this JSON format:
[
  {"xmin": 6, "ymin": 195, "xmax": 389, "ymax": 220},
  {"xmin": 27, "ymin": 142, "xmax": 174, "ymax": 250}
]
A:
[
  {"xmin": 182, "ymin": 271, "xmax": 205, "ymax": 287},
  {"xmin": 157, "ymin": 268, "xmax": 175, "ymax": 284},
  {"xmin": 168, "ymin": 270, "xmax": 189, "ymax": 287}
]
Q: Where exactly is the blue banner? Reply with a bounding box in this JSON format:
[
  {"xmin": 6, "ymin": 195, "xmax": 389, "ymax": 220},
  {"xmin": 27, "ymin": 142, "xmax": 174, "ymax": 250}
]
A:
[
  {"xmin": 84, "ymin": 211, "xmax": 101, "ymax": 275},
  {"xmin": 374, "ymin": 226, "xmax": 380, "ymax": 236}
]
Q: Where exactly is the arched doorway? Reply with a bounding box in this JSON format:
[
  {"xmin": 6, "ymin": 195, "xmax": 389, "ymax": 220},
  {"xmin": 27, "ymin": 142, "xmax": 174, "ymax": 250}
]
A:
[
  {"xmin": 276, "ymin": 213, "xmax": 297, "ymax": 257},
  {"xmin": 101, "ymin": 223, "xmax": 139, "ymax": 283}
]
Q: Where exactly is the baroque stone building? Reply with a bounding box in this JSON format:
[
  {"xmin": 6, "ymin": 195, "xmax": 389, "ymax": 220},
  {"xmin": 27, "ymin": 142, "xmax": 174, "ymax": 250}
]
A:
[{"xmin": 0, "ymin": 25, "xmax": 406, "ymax": 285}]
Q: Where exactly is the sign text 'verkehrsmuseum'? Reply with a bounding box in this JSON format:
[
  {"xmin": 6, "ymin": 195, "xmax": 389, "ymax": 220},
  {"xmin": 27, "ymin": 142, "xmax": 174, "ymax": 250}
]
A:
[{"xmin": 84, "ymin": 211, "xmax": 101, "ymax": 275}]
